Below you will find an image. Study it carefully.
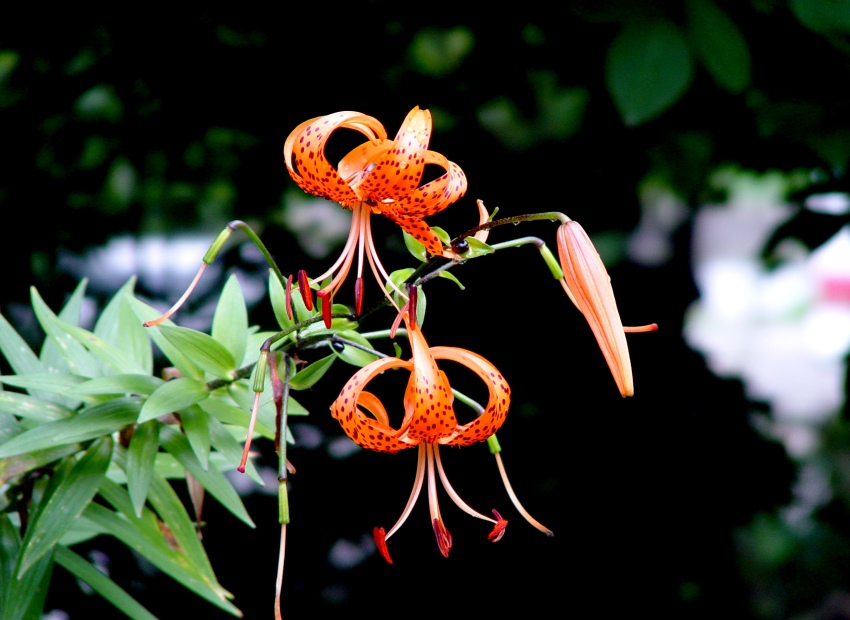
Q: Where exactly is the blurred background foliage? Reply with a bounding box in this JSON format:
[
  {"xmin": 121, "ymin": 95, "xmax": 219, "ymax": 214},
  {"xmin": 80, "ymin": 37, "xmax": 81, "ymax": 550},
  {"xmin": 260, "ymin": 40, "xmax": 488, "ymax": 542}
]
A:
[{"xmin": 3, "ymin": 1, "xmax": 850, "ymax": 617}]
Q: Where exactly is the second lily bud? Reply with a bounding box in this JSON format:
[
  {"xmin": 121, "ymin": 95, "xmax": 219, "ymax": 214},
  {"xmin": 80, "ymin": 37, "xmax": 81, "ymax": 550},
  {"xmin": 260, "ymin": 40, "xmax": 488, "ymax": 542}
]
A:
[{"xmin": 557, "ymin": 220, "xmax": 656, "ymax": 397}]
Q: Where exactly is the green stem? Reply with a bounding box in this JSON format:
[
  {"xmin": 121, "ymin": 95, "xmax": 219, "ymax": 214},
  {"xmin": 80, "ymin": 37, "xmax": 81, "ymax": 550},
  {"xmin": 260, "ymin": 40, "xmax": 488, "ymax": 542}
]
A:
[
  {"xmin": 489, "ymin": 236, "xmax": 564, "ymax": 280},
  {"xmin": 227, "ymin": 220, "xmax": 290, "ymax": 298}
]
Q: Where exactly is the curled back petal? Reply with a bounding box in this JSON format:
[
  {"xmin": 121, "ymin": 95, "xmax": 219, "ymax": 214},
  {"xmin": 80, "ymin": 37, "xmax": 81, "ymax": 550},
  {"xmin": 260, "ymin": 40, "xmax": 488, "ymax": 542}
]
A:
[
  {"xmin": 430, "ymin": 347, "xmax": 511, "ymax": 447},
  {"xmin": 283, "ymin": 112, "xmax": 387, "ymax": 207},
  {"xmin": 382, "ymin": 152, "xmax": 467, "ymax": 218},
  {"xmin": 330, "ymin": 356, "xmax": 414, "ymax": 453},
  {"xmin": 356, "ymin": 107, "xmax": 432, "ymax": 202}
]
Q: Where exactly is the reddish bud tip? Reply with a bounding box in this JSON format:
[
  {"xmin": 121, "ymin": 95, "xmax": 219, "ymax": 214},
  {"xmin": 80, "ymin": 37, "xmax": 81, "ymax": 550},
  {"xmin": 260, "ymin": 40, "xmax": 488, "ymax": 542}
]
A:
[
  {"xmin": 285, "ymin": 274, "xmax": 294, "ymax": 320},
  {"xmin": 237, "ymin": 466, "xmax": 246, "ymax": 474},
  {"xmin": 354, "ymin": 277, "xmax": 364, "ymax": 316},
  {"xmin": 487, "ymin": 509, "xmax": 509, "ymax": 542},
  {"xmin": 432, "ymin": 518, "xmax": 453, "ymax": 558},
  {"xmin": 298, "ymin": 270, "xmax": 313, "ymax": 311},
  {"xmin": 373, "ymin": 527, "xmax": 393, "ymax": 564}
]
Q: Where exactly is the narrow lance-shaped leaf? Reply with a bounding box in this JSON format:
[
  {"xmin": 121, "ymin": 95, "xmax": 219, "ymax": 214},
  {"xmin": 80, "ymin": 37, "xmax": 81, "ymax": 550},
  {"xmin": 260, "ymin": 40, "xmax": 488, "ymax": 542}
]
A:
[
  {"xmin": 82, "ymin": 502, "xmax": 240, "ymax": 616},
  {"xmin": 159, "ymin": 425, "xmax": 254, "ymax": 527},
  {"xmin": 54, "ymin": 544, "xmax": 157, "ymax": 620},
  {"xmin": 127, "ymin": 297, "xmax": 204, "ymax": 380},
  {"xmin": 212, "ymin": 274, "xmax": 248, "ymax": 367},
  {"xmin": 0, "ymin": 513, "xmax": 55, "ymax": 620},
  {"xmin": 0, "ymin": 397, "xmax": 141, "ymax": 458},
  {"xmin": 17, "ymin": 436, "xmax": 113, "ymax": 576},
  {"xmin": 158, "ymin": 325, "xmax": 237, "ymax": 381},
  {"xmin": 127, "ymin": 420, "xmax": 161, "ymax": 517},
  {"xmin": 289, "ymin": 354, "xmax": 335, "ymax": 390},
  {"xmin": 139, "ymin": 377, "xmax": 209, "ymax": 424},
  {"xmin": 31, "ymin": 285, "xmax": 102, "ymax": 379},
  {"xmin": 180, "ymin": 405, "xmax": 211, "ymax": 471}
]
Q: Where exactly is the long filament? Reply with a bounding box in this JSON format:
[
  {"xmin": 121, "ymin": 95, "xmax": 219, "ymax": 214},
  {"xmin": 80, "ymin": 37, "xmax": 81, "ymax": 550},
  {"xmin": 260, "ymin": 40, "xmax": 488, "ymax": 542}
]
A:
[
  {"xmin": 311, "ymin": 204, "xmax": 363, "ymax": 284},
  {"xmin": 494, "ymin": 453, "xmax": 553, "ymax": 536},
  {"xmin": 385, "ymin": 445, "xmax": 427, "ymax": 540},
  {"xmin": 433, "ymin": 445, "xmax": 496, "ymax": 523}
]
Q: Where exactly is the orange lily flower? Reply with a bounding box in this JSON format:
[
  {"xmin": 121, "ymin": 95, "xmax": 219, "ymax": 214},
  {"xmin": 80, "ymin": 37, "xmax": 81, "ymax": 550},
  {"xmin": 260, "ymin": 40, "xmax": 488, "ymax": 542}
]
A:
[
  {"xmin": 283, "ymin": 107, "xmax": 467, "ymax": 315},
  {"xmin": 557, "ymin": 220, "xmax": 656, "ymax": 397},
  {"xmin": 330, "ymin": 310, "xmax": 510, "ymax": 561}
]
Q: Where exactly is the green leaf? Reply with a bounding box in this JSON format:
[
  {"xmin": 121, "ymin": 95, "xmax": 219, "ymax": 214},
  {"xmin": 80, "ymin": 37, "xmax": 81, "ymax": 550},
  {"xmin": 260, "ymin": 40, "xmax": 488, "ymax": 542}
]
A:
[
  {"xmin": 0, "ymin": 443, "xmax": 80, "ymax": 489},
  {"xmin": 269, "ymin": 269, "xmax": 295, "ymax": 331},
  {"xmin": 199, "ymin": 395, "xmax": 274, "ymax": 439},
  {"xmin": 208, "ymin": 415, "xmax": 262, "ymax": 484},
  {"xmin": 606, "ymin": 19, "xmax": 694, "ymax": 126},
  {"xmin": 0, "ymin": 390, "xmax": 75, "ymax": 422},
  {"xmin": 127, "ymin": 420, "xmax": 160, "ymax": 517},
  {"xmin": 0, "ymin": 373, "xmax": 87, "ymax": 395},
  {"xmin": 159, "ymin": 425, "xmax": 254, "ymax": 527},
  {"xmin": 83, "ymin": 500, "xmax": 239, "ymax": 616},
  {"xmin": 180, "ymin": 405, "xmax": 211, "ymax": 471},
  {"xmin": 685, "ymin": 0, "xmax": 750, "ymax": 93},
  {"xmin": 290, "ymin": 354, "xmax": 335, "ymax": 390},
  {"xmin": 17, "ymin": 436, "xmax": 113, "ymax": 576},
  {"xmin": 0, "ymin": 514, "xmax": 54, "ymax": 620},
  {"xmin": 333, "ymin": 330, "xmax": 380, "ymax": 367},
  {"xmin": 54, "ymin": 545, "xmax": 157, "ymax": 620},
  {"xmin": 58, "ymin": 514, "xmax": 108, "ymax": 547},
  {"xmin": 31, "ymin": 285, "xmax": 102, "ymax": 379},
  {"xmin": 126, "ymin": 297, "xmax": 204, "ymax": 380},
  {"xmin": 403, "ymin": 230, "xmax": 428, "ymax": 262},
  {"xmin": 0, "ymin": 311, "xmax": 45, "ymax": 377},
  {"xmin": 438, "ymin": 270, "xmax": 465, "ymax": 290},
  {"xmin": 158, "ymin": 325, "xmax": 237, "ymax": 381},
  {"xmin": 139, "ymin": 377, "xmax": 209, "ymax": 423},
  {"xmin": 66, "ymin": 373, "xmax": 164, "ymax": 397},
  {"xmin": 0, "ymin": 397, "xmax": 141, "ymax": 458},
  {"xmin": 94, "ymin": 278, "xmax": 153, "ymax": 375},
  {"xmin": 791, "ymin": 0, "xmax": 850, "ymax": 33},
  {"xmin": 212, "ymin": 274, "xmax": 248, "ymax": 367},
  {"xmin": 463, "ymin": 236, "xmax": 495, "ymax": 258}
]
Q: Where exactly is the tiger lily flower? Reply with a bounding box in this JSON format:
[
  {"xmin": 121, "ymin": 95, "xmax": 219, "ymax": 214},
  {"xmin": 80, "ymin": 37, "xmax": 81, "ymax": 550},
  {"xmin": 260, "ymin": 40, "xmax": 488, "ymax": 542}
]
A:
[
  {"xmin": 557, "ymin": 220, "xmax": 656, "ymax": 397},
  {"xmin": 330, "ymin": 309, "xmax": 510, "ymax": 561},
  {"xmin": 283, "ymin": 107, "xmax": 467, "ymax": 317}
]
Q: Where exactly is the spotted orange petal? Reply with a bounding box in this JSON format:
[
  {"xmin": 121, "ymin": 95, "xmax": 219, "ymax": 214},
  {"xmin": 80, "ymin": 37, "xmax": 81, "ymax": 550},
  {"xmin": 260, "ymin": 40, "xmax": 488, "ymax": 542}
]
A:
[
  {"xmin": 330, "ymin": 356, "xmax": 414, "ymax": 453},
  {"xmin": 383, "ymin": 212, "xmax": 447, "ymax": 256},
  {"xmin": 430, "ymin": 347, "xmax": 511, "ymax": 447},
  {"xmin": 356, "ymin": 107, "xmax": 432, "ymax": 202},
  {"xmin": 283, "ymin": 112, "xmax": 387, "ymax": 208},
  {"xmin": 383, "ymin": 152, "xmax": 468, "ymax": 218},
  {"xmin": 394, "ymin": 323, "xmax": 459, "ymax": 445}
]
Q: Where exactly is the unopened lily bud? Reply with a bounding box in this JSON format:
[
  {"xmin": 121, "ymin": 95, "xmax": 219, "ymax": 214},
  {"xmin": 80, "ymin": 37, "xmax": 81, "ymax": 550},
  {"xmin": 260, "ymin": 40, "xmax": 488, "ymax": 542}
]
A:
[{"xmin": 557, "ymin": 221, "xmax": 634, "ymax": 397}]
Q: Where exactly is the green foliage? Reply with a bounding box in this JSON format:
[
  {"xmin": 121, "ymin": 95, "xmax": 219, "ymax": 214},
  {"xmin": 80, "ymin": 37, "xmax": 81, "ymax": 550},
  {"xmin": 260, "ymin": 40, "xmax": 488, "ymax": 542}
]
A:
[{"xmin": 606, "ymin": 19, "xmax": 694, "ymax": 126}]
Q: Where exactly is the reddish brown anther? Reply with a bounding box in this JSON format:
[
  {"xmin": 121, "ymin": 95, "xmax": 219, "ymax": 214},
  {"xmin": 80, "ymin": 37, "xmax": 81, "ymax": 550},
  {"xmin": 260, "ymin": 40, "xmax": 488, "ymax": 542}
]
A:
[
  {"xmin": 373, "ymin": 527, "xmax": 393, "ymax": 564},
  {"xmin": 297, "ymin": 269, "xmax": 313, "ymax": 311},
  {"xmin": 318, "ymin": 290, "xmax": 333, "ymax": 328},
  {"xmin": 285, "ymin": 274, "xmax": 294, "ymax": 320},
  {"xmin": 432, "ymin": 519, "xmax": 453, "ymax": 558},
  {"xmin": 487, "ymin": 510, "xmax": 509, "ymax": 542},
  {"xmin": 408, "ymin": 285, "xmax": 418, "ymax": 329},
  {"xmin": 354, "ymin": 276, "xmax": 364, "ymax": 316}
]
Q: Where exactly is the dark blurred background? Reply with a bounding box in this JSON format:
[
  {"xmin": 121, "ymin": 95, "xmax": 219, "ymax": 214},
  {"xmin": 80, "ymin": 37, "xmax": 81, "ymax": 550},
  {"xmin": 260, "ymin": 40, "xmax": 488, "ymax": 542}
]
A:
[{"xmin": 4, "ymin": 1, "xmax": 850, "ymax": 617}]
